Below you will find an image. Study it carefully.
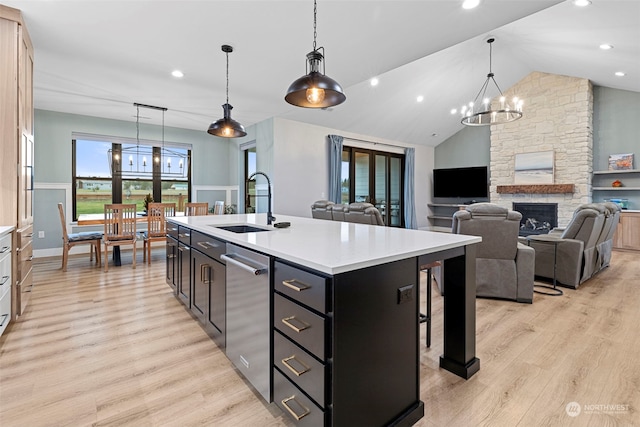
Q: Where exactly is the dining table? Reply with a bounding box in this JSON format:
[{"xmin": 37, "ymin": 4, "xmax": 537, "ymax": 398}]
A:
[{"xmin": 77, "ymin": 212, "xmax": 185, "ymax": 266}]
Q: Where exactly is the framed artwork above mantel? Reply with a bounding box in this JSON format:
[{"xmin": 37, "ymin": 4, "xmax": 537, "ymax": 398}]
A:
[{"xmin": 514, "ymin": 151, "xmax": 554, "ymax": 184}]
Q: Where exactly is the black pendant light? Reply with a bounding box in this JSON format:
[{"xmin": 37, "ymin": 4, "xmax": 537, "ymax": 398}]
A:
[
  {"xmin": 285, "ymin": 0, "xmax": 346, "ymax": 108},
  {"xmin": 208, "ymin": 44, "xmax": 247, "ymax": 138}
]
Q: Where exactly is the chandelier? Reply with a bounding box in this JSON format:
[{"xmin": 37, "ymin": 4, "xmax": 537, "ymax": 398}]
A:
[
  {"xmin": 456, "ymin": 38, "xmax": 523, "ymax": 126},
  {"xmin": 284, "ymin": 0, "xmax": 346, "ymax": 108},
  {"xmin": 108, "ymin": 103, "xmax": 188, "ymax": 178}
]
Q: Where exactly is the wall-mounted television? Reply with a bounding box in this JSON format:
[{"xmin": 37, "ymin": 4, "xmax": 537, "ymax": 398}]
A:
[{"xmin": 433, "ymin": 166, "xmax": 488, "ymax": 198}]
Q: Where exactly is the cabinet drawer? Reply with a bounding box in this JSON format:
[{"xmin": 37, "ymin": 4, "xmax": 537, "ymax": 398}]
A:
[
  {"xmin": 177, "ymin": 226, "xmax": 191, "ymax": 245},
  {"xmin": 274, "ymin": 261, "xmax": 328, "ymax": 313},
  {"xmin": 17, "ymin": 239, "xmax": 32, "ymax": 282},
  {"xmin": 274, "ymin": 369, "xmax": 325, "ymax": 427},
  {"xmin": 274, "ymin": 331, "xmax": 326, "ymax": 407},
  {"xmin": 191, "ymin": 230, "xmax": 226, "ymax": 261},
  {"xmin": 0, "ymin": 289, "xmax": 11, "ymax": 336},
  {"xmin": 274, "ymin": 294, "xmax": 326, "ymax": 360},
  {"xmin": 17, "ymin": 224, "xmax": 33, "ymax": 249},
  {"xmin": 0, "ymin": 233, "xmax": 11, "ymax": 256},
  {"xmin": 166, "ymin": 221, "xmax": 179, "ymax": 239},
  {"xmin": 0, "ymin": 256, "xmax": 10, "ymax": 300}
]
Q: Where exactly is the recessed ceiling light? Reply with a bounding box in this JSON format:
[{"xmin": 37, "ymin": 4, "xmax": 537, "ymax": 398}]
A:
[
  {"xmin": 599, "ymin": 44, "xmax": 613, "ymax": 50},
  {"xmin": 615, "ymin": 71, "xmax": 626, "ymax": 77},
  {"xmin": 417, "ymin": 95, "xmax": 424, "ymax": 102},
  {"xmin": 171, "ymin": 70, "xmax": 184, "ymax": 78},
  {"xmin": 370, "ymin": 77, "xmax": 379, "ymax": 86},
  {"xmin": 572, "ymin": 0, "xmax": 591, "ymax": 6},
  {"xmin": 462, "ymin": 0, "xmax": 480, "ymax": 10}
]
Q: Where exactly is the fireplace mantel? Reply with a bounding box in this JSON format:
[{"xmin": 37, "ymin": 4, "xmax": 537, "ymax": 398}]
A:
[{"xmin": 496, "ymin": 184, "xmax": 575, "ymax": 194}]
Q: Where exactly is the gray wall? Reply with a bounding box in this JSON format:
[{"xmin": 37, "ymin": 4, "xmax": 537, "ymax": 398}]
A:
[
  {"xmin": 434, "ymin": 125, "xmax": 490, "ymax": 169},
  {"xmin": 593, "ymin": 86, "xmax": 640, "ymax": 170}
]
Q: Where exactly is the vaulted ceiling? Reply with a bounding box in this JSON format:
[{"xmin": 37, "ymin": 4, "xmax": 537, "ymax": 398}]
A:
[{"xmin": 4, "ymin": 0, "xmax": 639, "ymax": 146}]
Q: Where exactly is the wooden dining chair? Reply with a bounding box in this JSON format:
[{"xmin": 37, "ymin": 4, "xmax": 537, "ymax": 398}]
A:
[
  {"xmin": 103, "ymin": 203, "xmax": 138, "ymax": 271},
  {"xmin": 213, "ymin": 201, "xmax": 225, "ymax": 215},
  {"xmin": 185, "ymin": 202, "xmax": 209, "ymax": 216},
  {"xmin": 142, "ymin": 202, "xmax": 176, "ymax": 264},
  {"xmin": 58, "ymin": 203, "xmax": 102, "ymax": 272}
]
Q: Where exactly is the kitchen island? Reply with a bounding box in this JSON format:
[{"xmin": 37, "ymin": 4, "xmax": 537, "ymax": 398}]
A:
[{"xmin": 166, "ymin": 213, "xmax": 480, "ymax": 426}]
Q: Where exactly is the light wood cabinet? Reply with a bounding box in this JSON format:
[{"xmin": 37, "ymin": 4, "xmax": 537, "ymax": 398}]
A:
[
  {"xmin": 613, "ymin": 211, "xmax": 640, "ymax": 252},
  {"xmin": 0, "ymin": 5, "xmax": 34, "ymax": 319}
]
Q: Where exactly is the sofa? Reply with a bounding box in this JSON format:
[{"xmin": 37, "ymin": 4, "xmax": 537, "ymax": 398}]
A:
[{"xmin": 311, "ymin": 200, "xmax": 385, "ymax": 226}]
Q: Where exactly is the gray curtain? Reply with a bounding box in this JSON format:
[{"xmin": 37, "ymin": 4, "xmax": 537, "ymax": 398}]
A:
[
  {"xmin": 404, "ymin": 147, "xmax": 417, "ymax": 229},
  {"xmin": 328, "ymin": 134, "xmax": 343, "ymax": 204}
]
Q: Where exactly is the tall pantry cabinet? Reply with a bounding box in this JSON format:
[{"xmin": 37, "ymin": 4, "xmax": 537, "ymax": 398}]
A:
[{"xmin": 0, "ymin": 4, "xmax": 34, "ymax": 322}]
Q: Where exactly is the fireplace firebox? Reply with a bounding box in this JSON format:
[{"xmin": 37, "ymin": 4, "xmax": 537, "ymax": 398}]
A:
[{"xmin": 513, "ymin": 203, "xmax": 558, "ymax": 236}]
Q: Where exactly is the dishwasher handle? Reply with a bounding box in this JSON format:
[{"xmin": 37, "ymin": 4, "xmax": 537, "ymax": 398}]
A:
[{"xmin": 221, "ymin": 253, "xmax": 267, "ymax": 276}]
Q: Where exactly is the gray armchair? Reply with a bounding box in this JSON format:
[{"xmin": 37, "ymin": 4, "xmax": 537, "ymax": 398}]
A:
[
  {"xmin": 528, "ymin": 204, "xmax": 606, "ymax": 289},
  {"xmin": 452, "ymin": 203, "xmax": 535, "ymax": 303}
]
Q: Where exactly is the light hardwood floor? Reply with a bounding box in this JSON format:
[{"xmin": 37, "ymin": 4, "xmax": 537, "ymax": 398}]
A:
[{"xmin": 0, "ymin": 249, "xmax": 638, "ymax": 427}]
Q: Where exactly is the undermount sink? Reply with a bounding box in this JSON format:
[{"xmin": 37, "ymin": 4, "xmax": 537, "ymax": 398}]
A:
[{"xmin": 215, "ymin": 225, "xmax": 271, "ymax": 233}]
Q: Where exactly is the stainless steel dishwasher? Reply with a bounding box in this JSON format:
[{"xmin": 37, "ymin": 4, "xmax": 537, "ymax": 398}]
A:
[{"xmin": 221, "ymin": 244, "xmax": 271, "ymax": 402}]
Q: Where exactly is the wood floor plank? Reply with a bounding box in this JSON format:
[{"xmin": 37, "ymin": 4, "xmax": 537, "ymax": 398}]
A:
[{"xmin": 1, "ymin": 250, "xmax": 639, "ymax": 426}]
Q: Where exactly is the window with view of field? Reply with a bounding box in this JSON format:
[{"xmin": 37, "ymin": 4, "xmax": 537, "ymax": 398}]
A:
[{"xmin": 72, "ymin": 137, "xmax": 191, "ymax": 220}]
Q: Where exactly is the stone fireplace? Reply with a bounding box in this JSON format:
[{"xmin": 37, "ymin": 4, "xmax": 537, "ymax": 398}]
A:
[
  {"xmin": 489, "ymin": 71, "xmax": 593, "ymax": 227},
  {"xmin": 513, "ymin": 202, "xmax": 558, "ymax": 236}
]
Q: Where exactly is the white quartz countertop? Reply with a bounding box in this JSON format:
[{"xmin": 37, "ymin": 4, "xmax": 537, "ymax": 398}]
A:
[
  {"xmin": 0, "ymin": 226, "xmax": 15, "ymax": 237},
  {"xmin": 168, "ymin": 214, "xmax": 480, "ymax": 275}
]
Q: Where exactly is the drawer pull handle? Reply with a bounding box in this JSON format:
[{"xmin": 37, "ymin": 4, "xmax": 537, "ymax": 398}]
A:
[
  {"xmin": 166, "ymin": 254, "xmax": 176, "ymax": 259},
  {"xmin": 197, "ymin": 241, "xmax": 220, "ymax": 250},
  {"xmin": 0, "ymin": 314, "xmax": 8, "ymax": 327},
  {"xmin": 200, "ymin": 263, "xmax": 211, "ymax": 284},
  {"xmin": 282, "ymin": 316, "xmax": 310, "ymax": 333},
  {"xmin": 282, "ymin": 355, "xmax": 310, "ymax": 376},
  {"xmin": 0, "ymin": 246, "xmax": 9, "ymax": 254},
  {"xmin": 282, "ymin": 279, "xmax": 310, "ymax": 292},
  {"xmin": 0, "ymin": 276, "xmax": 9, "ymax": 286},
  {"xmin": 281, "ymin": 395, "xmax": 310, "ymax": 421}
]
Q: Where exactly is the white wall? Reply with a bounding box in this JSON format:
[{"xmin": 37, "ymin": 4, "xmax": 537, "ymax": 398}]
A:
[{"xmin": 271, "ymin": 117, "xmax": 434, "ymax": 228}]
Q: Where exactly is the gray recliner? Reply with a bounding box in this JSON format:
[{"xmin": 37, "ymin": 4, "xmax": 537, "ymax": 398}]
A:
[
  {"xmin": 343, "ymin": 202, "xmax": 385, "ymax": 225},
  {"xmin": 598, "ymin": 202, "xmax": 621, "ymax": 269},
  {"xmin": 311, "ymin": 200, "xmax": 335, "ymax": 220},
  {"xmin": 452, "ymin": 203, "xmax": 535, "ymax": 303},
  {"xmin": 528, "ymin": 204, "xmax": 606, "ymax": 289}
]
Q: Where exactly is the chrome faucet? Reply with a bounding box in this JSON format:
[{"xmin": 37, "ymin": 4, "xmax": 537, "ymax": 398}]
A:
[{"xmin": 248, "ymin": 171, "xmax": 276, "ymax": 225}]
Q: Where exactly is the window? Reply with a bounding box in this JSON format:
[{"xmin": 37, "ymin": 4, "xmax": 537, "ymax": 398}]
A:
[
  {"xmin": 342, "ymin": 147, "xmax": 404, "ymax": 227},
  {"xmin": 243, "ymin": 145, "xmax": 263, "ymax": 214},
  {"xmin": 72, "ymin": 136, "xmax": 191, "ymax": 220}
]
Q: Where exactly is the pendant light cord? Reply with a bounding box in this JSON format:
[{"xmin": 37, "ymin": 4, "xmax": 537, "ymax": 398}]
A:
[
  {"xmin": 488, "ymin": 39, "xmax": 493, "ymax": 75},
  {"xmin": 136, "ymin": 104, "xmax": 140, "ymax": 161},
  {"xmin": 226, "ymin": 49, "xmax": 230, "ymax": 105},
  {"xmin": 312, "ymin": 0, "xmax": 317, "ymax": 52}
]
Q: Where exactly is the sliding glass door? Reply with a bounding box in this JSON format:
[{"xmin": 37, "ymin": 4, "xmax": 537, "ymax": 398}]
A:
[{"xmin": 343, "ymin": 147, "xmax": 404, "ymax": 227}]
